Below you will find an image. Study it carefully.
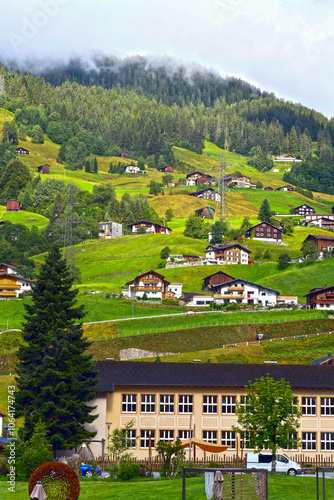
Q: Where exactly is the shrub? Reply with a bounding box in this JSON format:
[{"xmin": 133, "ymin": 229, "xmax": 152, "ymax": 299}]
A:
[{"xmin": 117, "ymin": 459, "xmax": 141, "ymax": 481}]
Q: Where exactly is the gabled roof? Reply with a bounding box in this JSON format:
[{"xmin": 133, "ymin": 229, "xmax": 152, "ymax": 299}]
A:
[
  {"xmin": 246, "ymin": 221, "xmax": 283, "ymax": 233},
  {"xmin": 212, "ymin": 278, "xmax": 280, "ymax": 295},
  {"xmin": 304, "ymin": 285, "xmax": 334, "ymax": 297},
  {"xmin": 310, "ymin": 353, "xmax": 333, "ymax": 365},
  {"xmin": 294, "ymin": 204, "xmax": 314, "ymax": 210},
  {"xmin": 0, "ymin": 263, "xmax": 16, "ymax": 270},
  {"xmin": 127, "ymin": 220, "xmax": 172, "ymax": 231},
  {"xmin": 304, "ymin": 234, "xmax": 334, "ymax": 242},
  {"xmin": 94, "ymin": 361, "xmax": 334, "ymax": 392},
  {"xmin": 205, "ymin": 243, "xmax": 252, "ymax": 254},
  {"xmin": 202, "ymin": 271, "xmax": 235, "ymax": 281},
  {"xmin": 189, "ymin": 188, "xmax": 217, "ymax": 197},
  {"xmin": 195, "ymin": 206, "xmax": 215, "ymax": 214},
  {"xmin": 186, "ymin": 171, "xmax": 212, "ymax": 178},
  {"xmin": 125, "ymin": 269, "xmax": 170, "ymax": 287}
]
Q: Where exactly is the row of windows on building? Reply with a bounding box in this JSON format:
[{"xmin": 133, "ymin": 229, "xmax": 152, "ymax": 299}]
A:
[
  {"xmin": 122, "ymin": 429, "xmax": 334, "ymax": 451},
  {"xmin": 122, "ymin": 394, "xmax": 334, "ymax": 416}
]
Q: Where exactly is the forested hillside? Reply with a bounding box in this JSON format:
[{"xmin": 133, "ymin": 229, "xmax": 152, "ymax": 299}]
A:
[{"xmin": 1, "ymin": 57, "xmax": 334, "ymax": 194}]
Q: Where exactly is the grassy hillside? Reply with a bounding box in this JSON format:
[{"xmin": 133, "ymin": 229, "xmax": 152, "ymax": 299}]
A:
[{"xmin": 0, "ymin": 205, "xmax": 49, "ymax": 229}]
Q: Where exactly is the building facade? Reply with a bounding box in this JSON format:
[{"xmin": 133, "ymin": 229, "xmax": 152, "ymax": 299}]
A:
[
  {"xmin": 304, "ymin": 286, "xmax": 334, "ymax": 310},
  {"xmin": 124, "ymin": 270, "xmax": 182, "ymax": 300},
  {"xmin": 202, "ymin": 271, "xmax": 234, "ymax": 291},
  {"xmin": 37, "ymin": 164, "xmax": 50, "ymax": 174},
  {"xmin": 6, "ymin": 200, "xmax": 23, "ymax": 212},
  {"xmin": 98, "ymin": 222, "xmax": 123, "ymax": 239},
  {"xmin": 87, "ymin": 361, "xmax": 334, "ymax": 461},
  {"xmin": 205, "ymin": 244, "xmax": 251, "ymax": 265},
  {"xmin": 127, "ymin": 221, "xmax": 172, "ymax": 234},
  {"xmin": 293, "ymin": 204, "xmax": 315, "ymax": 216},
  {"xmin": 213, "ymin": 279, "xmax": 279, "ymax": 306},
  {"xmin": 195, "ymin": 206, "xmax": 215, "ymax": 219},
  {"xmin": 246, "ymin": 222, "xmax": 284, "ymax": 244},
  {"xmin": 189, "ymin": 188, "xmax": 221, "ymax": 202},
  {"xmin": 302, "ymin": 235, "xmax": 334, "ymax": 258}
]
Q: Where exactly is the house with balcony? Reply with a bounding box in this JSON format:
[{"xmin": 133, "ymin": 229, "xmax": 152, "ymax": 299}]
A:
[
  {"xmin": 205, "ymin": 243, "xmax": 251, "ymax": 265},
  {"xmin": 189, "ymin": 188, "xmax": 221, "ymax": 202},
  {"xmin": 127, "ymin": 220, "xmax": 172, "ymax": 234},
  {"xmin": 302, "ymin": 235, "xmax": 334, "ymax": 258},
  {"xmin": 293, "ymin": 204, "xmax": 315, "ymax": 216},
  {"xmin": 0, "ymin": 269, "xmax": 33, "ymax": 299},
  {"xmin": 124, "ymin": 270, "xmax": 182, "ymax": 300},
  {"xmin": 213, "ymin": 279, "xmax": 279, "ymax": 306},
  {"xmin": 304, "ymin": 218, "xmax": 334, "ymax": 230},
  {"xmin": 98, "ymin": 221, "xmax": 123, "ymax": 239},
  {"xmin": 186, "ymin": 171, "xmax": 214, "ymax": 186},
  {"xmin": 304, "ymin": 286, "xmax": 334, "ymax": 310},
  {"xmin": 86, "ymin": 360, "xmax": 334, "ymax": 460}
]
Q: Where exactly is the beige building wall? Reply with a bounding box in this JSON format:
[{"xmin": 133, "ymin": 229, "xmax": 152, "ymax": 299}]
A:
[{"xmin": 100, "ymin": 385, "xmax": 334, "ymax": 460}]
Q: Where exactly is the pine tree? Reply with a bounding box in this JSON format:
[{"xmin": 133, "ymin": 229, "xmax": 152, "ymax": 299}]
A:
[
  {"xmin": 93, "ymin": 157, "xmax": 98, "ymax": 174},
  {"xmin": 15, "ymin": 246, "xmax": 99, "ymax": 452},
  {"xmin": 258, "ymin": 198, "xmax": 275, "ymax": 223}
]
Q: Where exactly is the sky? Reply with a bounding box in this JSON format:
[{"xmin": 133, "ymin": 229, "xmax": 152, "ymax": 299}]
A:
[{"xmin": 1, "ymin": 0, "xmax": 333, "ymax": 117}]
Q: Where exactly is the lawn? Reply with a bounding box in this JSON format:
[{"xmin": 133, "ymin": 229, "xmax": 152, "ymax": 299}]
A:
[
  {"xmin": 0, "ymin": 207, "xmax": 49, "ymax": 230},
  {"xmin": 0, "ymin": 474, "xmax": 332, "ymax": 500}
]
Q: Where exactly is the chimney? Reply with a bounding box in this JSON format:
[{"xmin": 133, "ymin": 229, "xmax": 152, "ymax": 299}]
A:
[{"xmin": 328, "ymin": 352, "xmax": 332, "ymax": 358}]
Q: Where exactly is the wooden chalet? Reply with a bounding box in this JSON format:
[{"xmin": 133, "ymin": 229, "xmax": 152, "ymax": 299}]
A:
[
  {"xmin": 37, "ymin": 164, "xmax": 50, "ymax": 174},
  {"xmin": 189, "ymin": 188, "xmax": 220, "ymax": 202},
  {"xmin": 305, "ymin": 218, "xmax": 334, "ymax": 230},
  {"xmin": 205, "ymin": 243, "xmax": 251, "ymax": 265},
  {"xmin": 195, "ymin": 206, "xmax": 215, "ymax": 219},
  {"xmin": 186, "ymin": 171, "xmax": 213, "ymax": 186},
  {"xmin": 0, "ymin": 263, "xmax": 17, "ymax": 275},
  {"xmin": 159, "ymin": 165, "xmax": 174, "ymax": 173},
  {"xmin": 304, "ymin": 286, "xmax": 334, "ymax": 311},
  {"xmin": 275, "ymin": 185, "xmax": 295, "ymax": 192},
  {"xmin": 274, "ymin": 154, "xmax": 298, "ymax": 161},
  {"xmin": 0, "ymin": 271, "xmax": 32, "ymax": 299},
  {"xmin": 310, "ymin": 352, "xmax": 334, "ymax": 366},
  {"xmin": 302, "ymin": 235, "xmax": 334, "ymax": 256},
  {"xmin": 293, "ymin": 204, "xmax": 315, "ymax": 216},
  {"xmin": 264, "ymin": 186, "xmax": 273, "ymax": 191},
  {"xmin": 16, "ymin": 147, "xmax": 30, "ymax": 155},
  {"xmin": 127, "ymin": 220, "xmax": 172, "ymax": 234},
  {"xmin": 6, "ymin": 200, "xmax": 22, "ymax": 212},
  {"xmin": 202, "ymin": 271, "xmax": 235, "ymax": 291},
  {"xmin": 246, "ymin": 222, "xmax": 284, "ymax": 243},
  {"xmin": 124, "ymin": 270, "xmax": 182, "ymax": 300}
]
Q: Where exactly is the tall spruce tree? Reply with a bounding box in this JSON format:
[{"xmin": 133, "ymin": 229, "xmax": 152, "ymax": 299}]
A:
[
  {"xmin": 15, "ymin": 246, "xmax": 99, "ymax": 452},
  {"xmin": 258, "ymin": 198, "xmax": 275, "ymax": 223}
]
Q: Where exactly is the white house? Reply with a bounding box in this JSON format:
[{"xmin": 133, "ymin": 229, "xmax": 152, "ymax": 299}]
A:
[
  {"xmin": 213, "ymin": 279, "xmax": 279, "ymax": 306},
  {"xmin": 123, "ymin": 270, "xmax": 182, "ymax": 300},
  {"xmin": 205, "ymin": 243, "xmax": 251, "ymax": 265},
  {"xmin": 125, "ymin": 165, "xmax": 141, "ymax": 174}
]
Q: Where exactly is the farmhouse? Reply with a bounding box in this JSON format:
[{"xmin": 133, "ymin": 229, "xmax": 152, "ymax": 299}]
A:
[
  {"xmin": 275, "ymin": 185, "xmax": 295, "ymax": 192},
  {"xmin": 202, "ymin": 271, "xmax": 234, "ymax": 291},
  {"xmin": 302, "ymin": 235, "xmax": 334, "ymax": 258},
  {"xmin": 98, "ymin": 221, "xmax": 123, "ymax": 239},
  {"xmin": 194, "ymin": 206, "xmax": 215, "ymax": 219},
  {"xmin": 264, "ymin": 186, "xmax": 273, "ymax": 191},
  {"xmin": 274, "ymin": 154, "xmax": 300, "ymax": 162},
  {"xmin": 123, "ymin": 270, "xmax": 182, "ymax": 300},
  {"xmin": 205, "ymin": 243, "xmax": 251, "ymax": 265},
  {"xmin": 305, "ymin": 214, "xmax": 334, "ymax": 223},
  {"xmin": 246, "ymin": 222, "xmax": 284, "ymax": 244},
  {"xmin": 6, "ymin": 200, "xmax": 22, "ymax": 212},
  {"xmin": 304, "ymin": 286, "xmax": 334, "ymax": 311},
  {"xmin": 124, "ymin": 165, "xmax": 141, "ymax": 174},
  {"xmin": 186, "ymin": 171, "xmax": 213, "ymax": 186},
  {"xmin": 293, "ymin": 204, "xmax": 315, "ymax": 216},
  {"xmin": 213, "ymin": 279, "xmax": 279, "ymax": 306},
  {"xmin": 304, "ymin": 218, "xmax": 334, "ymax": 230},
  {"xmin": 189, "ymin": 188, "xmax": 220, "ymax": 202},
  {"xmin": 15, "ymin": 147, "xmax": 30, "ymax": 155},
  {"xmin": 159, "ymin": 165, "xmax": 174, "ymax": 173},
  {"xmin": 127, "ymin": 220, "xmax": 172, "ymax": 234},
  {"xmin": 87, "ymin": 360, "xmax": 334, "ymax": 460},
  {"xmin": 37, "ymin": 164, "xmax": 50, "ymax": 174},
  {"xmin": 0, "ymin": 268, "xmax": 32, "ymax": 299}
]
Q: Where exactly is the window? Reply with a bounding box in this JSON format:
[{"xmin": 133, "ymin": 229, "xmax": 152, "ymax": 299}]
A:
[
  {"xmin": 302, "ymin": 432, "xmax": 316, "ymax": 450},
  {"xmin": 141, "ymin": 394, "xmax": 156, "ymax": 413},
  {"xmin": 179, "ymin": 395, "xmax": 193, "ymax": 413},
  {"xmin": 285, "ymin": 433, "xmax": 298, "ymax": 450},
  {"xmin": 159, "ymin": 430, "xmax": 174, "ymax": 442},
  {"xmin": 122, "ymin": 429, "xmax": 137, "ymax": 448},
  {"xmin": 321, "ymin": 397, "xmax": 334, "ymax": 415},
  {"xmin": 221, "ymin": 431, "xmax": 236, "ymax": 449},
  {"xmin": 140, "ymin": 430, "xmax": 155, "ymax": 449},
  {"xmin": 203, "ymin": 431, "xmax": 217, "ymax": 444},
  {"xmin": 222, "ymin": 396, "xmax": 236, "ymax": 414},
  {"xmin": 122, "ymin": 394, "xmax": 137, "ymax": 413},
  {"xmin": 203, "ymin": 396, "xmax": 217, "ymax": 414},
  {"xmin": 302, "ymin": 397, "xmax": 316, "ymax": 415},
  {"xmin": 178, "ymin": 430, "xmax": 193, "ymax": 440},
  {"xmin": 321, "ymin": 433, "xmax": 334, "ymax": 451},
  {"xmin": 160, "ymin": 395, "xmax": 174, "ymax": 414}
]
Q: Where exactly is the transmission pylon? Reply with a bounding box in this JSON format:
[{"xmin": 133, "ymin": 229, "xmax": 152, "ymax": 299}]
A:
[{"xmin": 219, "ymin": 151, "xmax": 230, "ymax": 223}]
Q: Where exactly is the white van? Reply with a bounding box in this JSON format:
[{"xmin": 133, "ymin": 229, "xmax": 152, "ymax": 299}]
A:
[{"xmin": 244, "ymin": 452, "xmax": 302, "ymax": 475}]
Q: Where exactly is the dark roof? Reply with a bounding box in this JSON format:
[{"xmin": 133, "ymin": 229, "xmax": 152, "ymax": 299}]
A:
[
  {"xmin": 304, "ymin": 234, "xmax": 334, "ymax": 241},
  {"xmin": 202, "ymin": 271, "xmax": 235, "ymax": 281},
  {"xmin": 294, "ymin": 204, "xmax": 314, "ymax": 210},
  {"xmin": 310, "ymin": 353, "xmax": 333, "ymax": 365},
  {"xmin": 304, "ymin": 285, "xmax": 334, "ymax": 297},
  {"xmin": 94, "ymin": 361, "xmax": 334, "ymax": 392},
  {"xmin": 212, "ymin": 278, "xmax": 280, "ymax": 295},
  {"xmin": 127, "ymin": 220, "xmax": 172, "ymax": 231},
  {"xmin": 125, "ymin": 269, "xmax": 170, "ymax": 287},
  {"xmin": 205, "ymin": 243, "xmax": 252, "ymax": 254},
  {"xmin": 189, "ymin": 188, "xmax": 217, "ymax": 197},
  {"xmin": 181, "ymin": 292, "xmax": 209, "ymax": 303},
  {"xmin": 186, "ymin": 171, "xmax": 212, "ymax": 178},
  {"xmin": 246, "ymin": 222, "xmax": 283, "ymax": 233}
]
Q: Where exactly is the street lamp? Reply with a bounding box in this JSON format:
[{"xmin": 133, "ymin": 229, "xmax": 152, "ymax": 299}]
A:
[{"xmin": 106, "ymin": 422, "xmax": 112, "ymax": 461}]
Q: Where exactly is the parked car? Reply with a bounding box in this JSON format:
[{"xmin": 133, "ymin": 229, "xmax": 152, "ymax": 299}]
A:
[
  {"xmin": 185, "ymin": 311, "xmax": 196, "ymax": 315},
  {"xmin": 81, "ymin": 463, "xmax": 101, "ymax": 477},
  {"xmin": 244, "ymin": 453, "xmax": 302, "ymax": 475}
]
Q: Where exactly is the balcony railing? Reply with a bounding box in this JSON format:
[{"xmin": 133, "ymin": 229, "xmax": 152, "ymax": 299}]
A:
[
  {"xmin": 132, "ymin": 286, "xmax": 163, "ymax": 291},
  {"xmin": 214, "ymin": 294, "xmax": 245, "ymax": 299},
  {"xmin": 227, "ymin": 286, "xmax": 245, "ymax": 291}
]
